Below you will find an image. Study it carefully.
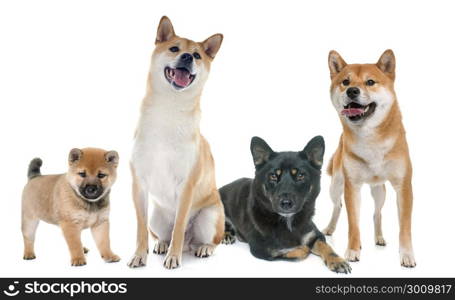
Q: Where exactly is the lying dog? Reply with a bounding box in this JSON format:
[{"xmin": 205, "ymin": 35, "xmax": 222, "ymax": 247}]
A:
[
  {"xmin": 128, "ymin": 16, "xmax": 224, "ymax": 269},
  {"xmin": 323, "ymin": 50, "xmax": 416, "ymax": 267},
  {"xmin": 220, "ymin": 136, "xmax": 351, "ymax": 273},
  {"xmin": 21, "ymin": 148, "xmax": 120, "ymax": 266}
]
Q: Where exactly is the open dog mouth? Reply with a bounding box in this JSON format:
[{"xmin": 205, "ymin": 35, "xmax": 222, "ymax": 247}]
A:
[
  {"xmin": 164, "ymin": 67, "xmax": 196, "ymax": 89},
  {"xmin": 341, "ymin": 101, "xmax": 377, "ymax": 122}
]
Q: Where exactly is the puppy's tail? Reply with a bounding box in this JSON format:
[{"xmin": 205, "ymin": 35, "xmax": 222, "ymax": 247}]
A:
[{"xmin": 27, "ymin": 158, "xmax": 43, "ymax": 180}]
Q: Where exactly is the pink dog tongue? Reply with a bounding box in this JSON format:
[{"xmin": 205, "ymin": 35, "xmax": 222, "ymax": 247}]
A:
[
  {"xmin": 341, "ymin": 108, "xmax": 364, "ymax": 116},
  {"xmin": 173, "ymin": 69, "xmax": 191, "ymax": 87}
]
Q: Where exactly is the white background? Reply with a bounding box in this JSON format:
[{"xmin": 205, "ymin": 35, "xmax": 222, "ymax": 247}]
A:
[{"xmin": 1, "ymin": 0, "xmax": 454, "ymax": 278}]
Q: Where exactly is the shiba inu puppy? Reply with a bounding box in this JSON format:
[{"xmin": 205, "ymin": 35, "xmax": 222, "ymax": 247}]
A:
[
  {"xmin": 220, "ymin": 136, "xmax": 351, "ymax": 274},
  {"xmin": 21, "ymin": 148, "xmax": 120, "ymax": 266},
  {"xmin": 323, "ymin": 50, "xmax": 416, "ymax": 267},
  {"xmin": 128, "ymin": 16, "xmax": 224, "ymax": 269}
]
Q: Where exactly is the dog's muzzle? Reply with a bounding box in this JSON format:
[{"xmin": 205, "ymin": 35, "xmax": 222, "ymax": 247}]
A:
[
  {"xmin": 276, "ymin": 193, "xmax": 298, "ymax": 214},
  {"xmin": 164, "ymin": 53, "xmax": 197, "ymax": 90},
  {"xmin": 80, "ymin": 184, "xmax": 104, "ymax": 200},
  {"xmin": 341, "ymin": 101, "xmax": 377, "ymax": 122}
]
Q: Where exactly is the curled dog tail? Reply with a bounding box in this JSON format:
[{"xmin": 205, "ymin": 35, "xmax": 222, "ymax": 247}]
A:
[{"xmin": 27, "ymin": 158, "xmax": 43, "ymax": 180}]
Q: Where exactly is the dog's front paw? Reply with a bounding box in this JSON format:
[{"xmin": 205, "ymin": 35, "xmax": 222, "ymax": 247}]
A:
[
  {"xmin": 345, "ymin": 249, "xmax": 361, "ymax": 262},
  {"xmin": 103, "ymin": 253, "xmax": 121, "ymax": 263},
  {"xmin": 375, "ymin": 236, "xmax": 386, "ymax": 246},
  {"xmin": 325, "ymin": 256, "xmax": 352, "ymax": 274},
  {"xmin": 163, "ymin": 253, "xmax": 181, "ymax": 269},
  {"xmin": 153, "ymin": 241, "xmax": 169, "ymax": 255},
  {"xmin": 127, "ymin": 252, "xmax": 147, "ymax": 268},
  {"xmin": 222, "ymin": 232, "xmax": 236, "ymax": 245},
  {"xmin": 23, "ymin": 252, "xmax": 36, "ymax": 260},
  {"xmin": 400, "ymin": 251, "xmax": 416, "ymax": 268},
  {"xmin": 71, "ymin": 256, "xmax": 87, "ymax": 267},
  {"xmin": 322, "ymin": 226, "xmax": 335, "ymax": 236},
  {"xmin": 195, "ymin": 244, "xmax": 215, "ymax": 258}
]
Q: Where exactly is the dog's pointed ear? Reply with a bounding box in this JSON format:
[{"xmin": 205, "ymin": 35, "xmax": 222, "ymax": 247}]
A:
[
  {"xmin": 156, "ymin": 16, "xmax": 175, "ymax": 44},
  {"xmin": 328, "ymin": 50, "xmax": 347, "ymax": 79},
  {"xmin": 300, "ymin": 136, "xmax": 325, "ymax": 169},
  {"xmin": 250, "ymin": 136, "xmax": 274, "ymax": 168},
  {"xmin": 376, "ymin": 49, "xmax": 395, "ymax": 80},
  {"xmin": 202, "ymin": 34, "xmax": 223, "ymax": 59},
  {"xmin": 105, "ymin": 151, "xmax": 119, "ymax": 166},
  {"xmin": 69, "ymin": 148, "xmax": 82, "ymax": 165}
]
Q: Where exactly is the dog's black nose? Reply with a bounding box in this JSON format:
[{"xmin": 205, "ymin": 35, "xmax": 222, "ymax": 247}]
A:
[
  {"xmin": 346, "ymin": 87, "xmax": 360, "ymax": 99},
  {"xmin": 279, "ymin": 198, "xmax": 295, "ymax": 210},
  {"xmin": 180, "ymin": 53, "xmax": 193, "ymax": 63},
  {"xmin": 85, "ymin": 185, "xmax": 98, "ymax": 196}
]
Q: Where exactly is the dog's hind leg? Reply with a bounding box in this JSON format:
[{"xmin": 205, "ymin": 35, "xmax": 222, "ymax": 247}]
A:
[
  {"xmin": 370, "ymin": 184, "xmax": 386, "ymax": 246},
  {"xmin": 322, "ymin": 172, "xmax": 344, "ymax": 235},
  {"xmin": 22, "ymin": 217, "xmax": 39, "ymax": 260},
  {"xmin": 222, "ymin": 220, "xmax": 236, "ymax": 245},
  {"xmin": 190, "ymin": 199, "xmax": 224, "ymax": 258}
]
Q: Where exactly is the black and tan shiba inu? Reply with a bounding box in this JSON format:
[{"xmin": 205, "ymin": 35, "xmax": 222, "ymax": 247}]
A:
[{"xmin": 220, "ymin": 136, "xmax": 351, "ymax": 273}]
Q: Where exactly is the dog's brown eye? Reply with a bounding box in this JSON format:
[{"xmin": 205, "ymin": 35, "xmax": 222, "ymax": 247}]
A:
[
  {"xmin": 342, "ymin": 79, "xmax": 350, "ymax": 86},
  {"xmin": 269, "ymin": 174, "xmax": 278, "ymax": 182},
  {"xmin": 169, "ymin": 46, "xmax": 179, "ymax": 53},
  {"xmin": 78, "ymin": 172, "xmax": 86, "ymax": 178},
  {"xmin": 193, "ymin": 52, "xmax": 201, "ymax": 59},
  {"xmin": 366, "ymin": 79, "xmax": 375, "ymax": 86},
  {"xmin": 97, "ymin": 173, "xmax": 107, "ymax": 179}
]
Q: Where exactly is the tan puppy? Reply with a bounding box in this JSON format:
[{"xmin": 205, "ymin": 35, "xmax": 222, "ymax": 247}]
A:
[
  {"xmin": 128, "ymin": 16, "xmax": 224, "ymax": 269},
  {"xmin": 21, "ymin": 148, "xmax": 120, "ymax": 266},
  {"xmin": 323, "ymin": 50, "xmax": 416, "ymax": 267}
]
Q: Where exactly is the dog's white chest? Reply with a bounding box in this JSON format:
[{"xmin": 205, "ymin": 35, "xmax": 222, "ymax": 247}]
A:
[
  {"xmin": 347, "ymin": 137, "xmax": 395, "ymax": 183},
  {"xmin": 131, "ymin": 104, "xmax": 199, "ymax": 207},
  {"xmin": 72, "ymin": 208, "xmax": 109, "ymax": 229}
]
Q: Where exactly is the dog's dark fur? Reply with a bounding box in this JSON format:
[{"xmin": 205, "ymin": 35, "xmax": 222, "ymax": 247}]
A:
[{"xmin": 220, "ymin": 136, "xmax": 351, "ymax": 273}]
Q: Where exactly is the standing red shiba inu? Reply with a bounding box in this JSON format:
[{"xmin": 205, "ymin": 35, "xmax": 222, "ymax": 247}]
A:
[
  {"xmin": 127, "ymin": 16, "xmax": 224, "ymax": 269},
  {"xmin": 323, "ymin": 50, "xmax": 416, "ymax": 267},
  {"xmin": 22, "ymin": 148, "xmax": 120, "ymax": 266}
]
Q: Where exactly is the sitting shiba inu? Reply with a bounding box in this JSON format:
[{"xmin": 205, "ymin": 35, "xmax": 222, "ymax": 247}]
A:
[
  {"xmin": 21, "ymin": 148, "xmax": 120, "ymax": 266},
  {"xmin": 220, "ymin": 136, "xmax": 351, "ymax": 274},
  {"xmin": 128, "ymin": 16, "xmax": 224, "ymax": 269},
  {"xmin": 323, "ymin": 50, "xmax": 416, "ymax": 267}
]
